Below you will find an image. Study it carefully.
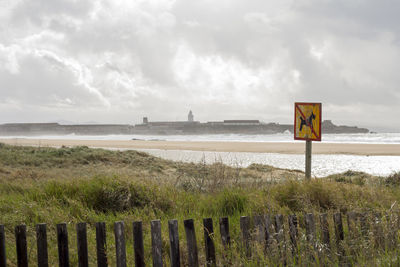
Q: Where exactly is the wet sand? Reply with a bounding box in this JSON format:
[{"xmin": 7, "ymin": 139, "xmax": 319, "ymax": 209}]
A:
[{"xmin": 1, "ymin": 138, "xmax": 400, "ymax": 156}]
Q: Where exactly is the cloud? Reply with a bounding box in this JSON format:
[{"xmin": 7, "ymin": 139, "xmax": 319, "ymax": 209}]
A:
[{"xmin": 0, "ymin": 0, "xmax": 398, "ymax": 130}]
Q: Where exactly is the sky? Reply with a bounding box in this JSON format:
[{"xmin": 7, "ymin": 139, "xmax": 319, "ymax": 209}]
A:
[{"xmin": 0, "ymin": 0, "xmax": 399, "ymax": 131}]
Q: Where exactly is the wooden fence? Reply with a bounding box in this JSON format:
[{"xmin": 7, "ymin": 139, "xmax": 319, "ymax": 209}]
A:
[{"xmin": 0, "ymin": 212, "xmax": 398, "ymax": 266}]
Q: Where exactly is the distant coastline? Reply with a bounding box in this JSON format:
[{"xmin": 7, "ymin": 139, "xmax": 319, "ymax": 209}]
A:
[{"xmin": 0, "ymin": 118, "xmax": 369, "ymax": 136}]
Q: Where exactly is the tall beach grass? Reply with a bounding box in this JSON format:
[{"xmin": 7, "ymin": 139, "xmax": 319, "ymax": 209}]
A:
[{"xmin": 0, "ymin": 144, "xmax": 400, "ymax": 265}]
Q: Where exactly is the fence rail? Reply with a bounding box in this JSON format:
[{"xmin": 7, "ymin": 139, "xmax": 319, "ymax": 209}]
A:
[{"xmin": 0, "ymin": 211, "xmax": 398, "ymax": 266}]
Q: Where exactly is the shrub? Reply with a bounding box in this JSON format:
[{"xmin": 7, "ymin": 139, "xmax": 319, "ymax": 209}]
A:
[
  {"xmin": 274, "ymin": 180, "xmax": 302, "ymax": 211},
  {"xmin": 385, "ymin": 172, "xmax": 400, "ymax": 186},
  {"xmin": 273, "ymin": 180, "xmax": 341, "ymax": 212},
  {"xmin": 303, "ymin": 180, "xmax": 338, "ymax": 210},
  {"xmin": 327, "ymin": 170, "xmax": 370, "ymax": 186},
  {"xmin": 248, "ymin": 164, "xmax": 275, "ymax": 172},
  {"xmin": 37, "ymin": 177, "xmax": 173, "ymax": 214},
  {"xmin": 215, "ymin": 190, "xmax": 248, "ymax": 216}
]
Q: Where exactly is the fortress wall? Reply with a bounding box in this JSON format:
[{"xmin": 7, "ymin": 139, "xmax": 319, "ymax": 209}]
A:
[{"xmin": 0, "ymin": 121, "xmax": 369, "ymax": 136}]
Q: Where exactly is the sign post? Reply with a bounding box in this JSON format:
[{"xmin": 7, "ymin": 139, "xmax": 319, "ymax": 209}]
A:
[
  {"xmin": 294, "ymin": 102, "xmax": 322, "ymax": 180},
  {"xmin": 305, "ymin": 140, "xmax": 312, "ymax": 179}
]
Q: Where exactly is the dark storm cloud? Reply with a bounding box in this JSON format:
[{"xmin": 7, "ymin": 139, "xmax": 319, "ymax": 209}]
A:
[{"xmin": 0, "ymin": 0, "xmax": 398, "ymax": 130}]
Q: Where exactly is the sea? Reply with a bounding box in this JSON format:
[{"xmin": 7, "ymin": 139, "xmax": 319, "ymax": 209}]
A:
[{"xmin": 2, "ymin": 132, "xmax": 400, "ymax": 177}]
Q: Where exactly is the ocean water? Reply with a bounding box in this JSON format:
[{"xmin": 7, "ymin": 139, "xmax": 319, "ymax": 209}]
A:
[
  {"xmin": 2, "ymin": 132, "xmax": 400, "ymax": 176},
  {"xmin": 135, "ymin": 149, "xmax": 400, "ymax": 177},
  {"xmin": 3, "ymin": 132, "xmax": 400, "ymax": 144}
]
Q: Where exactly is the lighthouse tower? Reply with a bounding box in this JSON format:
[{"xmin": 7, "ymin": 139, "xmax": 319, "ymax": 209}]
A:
[{"xmin": 188, "ymin": 110, "xmax": 194, "ymax": 122}]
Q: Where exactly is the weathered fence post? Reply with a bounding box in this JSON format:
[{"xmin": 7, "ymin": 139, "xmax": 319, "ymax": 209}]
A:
[
  {"xmin": 305, "ymin": 213, "xmax": 317, "ymax": 263},
  {"xmin": 168, "ymin": 220, "xmax": 180, "ymax": 267},
  {"xmin": 0, "ymin": 225, "xmax": 6, "ymax": 267},
  {"xmin": 397, "ymin": 212, "xmax": 400, "ymax": 230},
  {"xmin": 57, "ymin": 223, "xmax": 70, "ymax": 267},
  {"xmin": 240, "ymin": 216, "xmax": 251, "ymax": 258},
  {"xmin": 373, "ymin": 213, "xmax": 384, "ymax": 249},
  {"xmin": 219, "ymin": 217, "xmax": 230, "ymax": 266},
  {"xmin": 151, "ymin": 220, "xmax": 163, "ymax": 267},
  {"xmin": 219, "ymin": 217, "xmax": 230, "ymax": 248},
  {"xmin": 359, "ymin": 212, "xmax": 369, "ymax": 238},
  {"xmin": 114, "ymin": 221, "xmax": 126, "ymax": 267},
  {"xmin": 386, "ymin": 213, "xmax": 398, "ymax": 250},
  {"xmin": 347, "ymin": 211, "xmax": 357, "ymax": 235},
  {"xmin": 265, "ymin": 215, "xmax": 273, "ymax": 249},
  {"xmin": 133, "ymin": 221, "xmax": 145, "ymax": 267},
  {"xmin": 288, "ymin": 215, "xmax": 298, "ymax": 253},
  {"xmin": 77, "ymin": 223, "xmax": 89, "ymax": 267},
  {"xmin": 184, "ymin": 219, "xmax": 199, "ymax": 267},
  {"xmin": 15, "ymin": 225, "xmax": 28, "ymax": 267},
  {"xmin": 319, "ymin": 213, "xmax": 330, "ymax": 249},
  {"xmin": 36, "ymin": 224, "xmax": 48, "ymax": 267},
  {"xmin": 274, "ymin": 215, "xmax": 285, "ymax": 244},
  {"xmin": 305, "ymin": 213, "xmax": 316, "ymax": 249},
  {"xmin": 274, "ymin": 215, "xmax": 286, "ymax": 263},
  {"xmin": 347, "ymin": 211, "xmax": 358, "ymax": 258},
  {"xmin": 253, "ymin": 215, "xmax": 266, "ymax": 244},
  {"xmin": 203, "ymin": 218, "xmax": 216, "ymax": 267},
  {"xmin": 95, "ymin": 222, "xmax": 108, "ymax": 267},
  {"xmin": 347, "ymin": 211, "xmax": 359, "ymax": 258},
  {"xmin": 333, "ymin": 213, "xmax": 344, "ymax": 245},
  {"xmin": 333, "ymin": 213, "xmax": 345, "ymax": 263}
]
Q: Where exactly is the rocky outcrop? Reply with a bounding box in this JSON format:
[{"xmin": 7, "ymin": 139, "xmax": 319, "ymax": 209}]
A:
[{"xmin": 322, "ymin": 120, "xmax": 369, "ymax": 134}]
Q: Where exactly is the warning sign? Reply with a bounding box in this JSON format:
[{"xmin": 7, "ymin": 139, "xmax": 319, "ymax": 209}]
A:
[{"xmin": 294, "ymin": 102, "xmax": 321, "ymax": 141}]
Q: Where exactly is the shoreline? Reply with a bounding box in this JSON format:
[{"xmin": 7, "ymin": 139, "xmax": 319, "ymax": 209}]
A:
[{"xmin": 1, "ymin": 138, "xmax": 400, "ymax": 156}]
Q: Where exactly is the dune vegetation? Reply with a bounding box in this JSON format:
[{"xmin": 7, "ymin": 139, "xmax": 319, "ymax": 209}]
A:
[{"xmin": 1, "ymin": 143, "xmax": 400, "ymax": 266}]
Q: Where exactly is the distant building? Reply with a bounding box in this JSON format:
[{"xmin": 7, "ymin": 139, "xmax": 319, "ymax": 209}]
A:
[
  {"xmin": 143, "ymin": 117, "xmax": 148, "ymax": 124},
  {"xmin": 188, "ymin": 110, "xmax": 194, "ymax": 122},
  {"xmin": 223, "ymin": 120, "xmax": 260, "ymax": 125}
]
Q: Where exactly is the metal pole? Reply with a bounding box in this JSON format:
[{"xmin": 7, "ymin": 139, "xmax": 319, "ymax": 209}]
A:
[{"xmin": 305, "ymin": 140, "xmax": 312, "ymax": 179}]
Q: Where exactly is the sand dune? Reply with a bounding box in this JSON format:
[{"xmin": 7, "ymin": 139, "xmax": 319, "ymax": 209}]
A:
[{"xmin": 1, "ymin": 138, "xmax": 400, "ymax": 156}]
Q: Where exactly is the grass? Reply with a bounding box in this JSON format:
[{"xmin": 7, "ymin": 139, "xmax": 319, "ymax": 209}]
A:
[{"xmin": 0, "ymin": 143, "xmax": 400, "ymax": 265}]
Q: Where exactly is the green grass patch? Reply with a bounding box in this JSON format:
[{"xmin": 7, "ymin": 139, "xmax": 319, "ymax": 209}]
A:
[{"xmin": 0, "ymin": 143, "xmax": 400, "ymax": 265}]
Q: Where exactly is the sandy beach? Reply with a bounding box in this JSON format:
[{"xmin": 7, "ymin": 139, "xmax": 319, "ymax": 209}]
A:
[{"xmin": 1, "ymin": 138, "xmax": 400, "ymax": 156}]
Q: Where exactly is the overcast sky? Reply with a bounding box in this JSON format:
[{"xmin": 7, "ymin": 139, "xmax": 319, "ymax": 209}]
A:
[{"xmin": 0, "ymin": 0, "xmax": 399, "ymax": 131}]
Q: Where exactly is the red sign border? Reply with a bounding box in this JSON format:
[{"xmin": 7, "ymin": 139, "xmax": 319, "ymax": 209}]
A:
[{"xmin": 294, "ymin": 102, "xmax": 322, "ymax": 141}]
